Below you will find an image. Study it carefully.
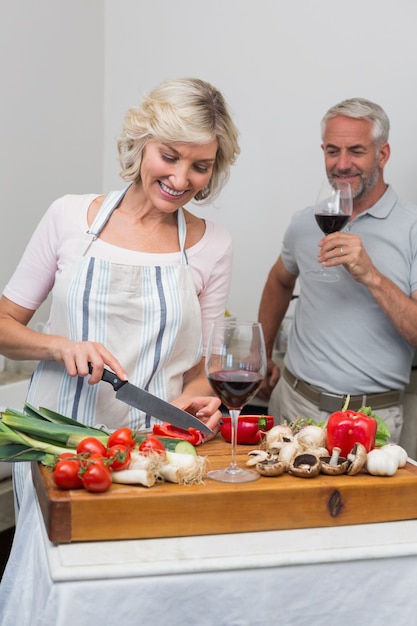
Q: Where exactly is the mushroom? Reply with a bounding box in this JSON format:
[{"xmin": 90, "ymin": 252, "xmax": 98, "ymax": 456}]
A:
[
  {"xmin": 288, "ymin": 453, "xmax": 321, "ymax": 478},
  {"xmin": 267, "ymin": 441, "xmax": 285, "ymax": 455},
  {"xmin": 255, "ymin": 458, "xmax": 286, "ymax": 477},
  {"xmin": 277, "ymin": 440, "xmax": 302, "ymax": 469},
  {"xmin": 246, "ymin": 449, "xmax": 269, "ymax": 467},
  {"xmin": 346, "ymin": 442, "xmax": 367, "ymax": 476},
  {"xmin": 320, "ymin": 446, "xmax": 349, "ymax": 475}
]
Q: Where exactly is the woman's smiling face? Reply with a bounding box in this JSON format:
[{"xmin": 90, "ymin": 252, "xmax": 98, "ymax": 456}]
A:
[{"xmin": 139, "ymin": 139, "xmax": 218, "ymax": 210}]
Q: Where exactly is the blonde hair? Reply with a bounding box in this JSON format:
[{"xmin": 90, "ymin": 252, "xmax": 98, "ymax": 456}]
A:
[{"xmin": 117, "ymin": 78, "xmax": 240, "ymax": 202}]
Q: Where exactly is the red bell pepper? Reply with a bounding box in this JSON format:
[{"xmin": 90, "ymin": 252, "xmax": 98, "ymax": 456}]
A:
[
  {"xmin": 152, "ymin": 422, "xmax": 203, "ymax": 446},
  {"xmin": 220, "ymin": 415, "xmax": 274, "ymax": 445},
  {"xmin": 326, "ymin": 399, "xmax": 377, "ymax": 458}
]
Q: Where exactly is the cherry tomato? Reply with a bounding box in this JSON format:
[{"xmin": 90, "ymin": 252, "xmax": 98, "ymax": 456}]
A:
[
  {"xmin": 76, "ymin": 437, "xmax": 107, "ymax": 457},
  {"xmin": 105, "ymin": 444, "xmax": 131, "ymax": 471},
  {"xmin": 78, "ymin": 452, "xmax": 105, "ymax": 468},
  {"xmin": 138, "ymin": 435, "xmax": 166, "ymax": 456},
  {"xmin": 81, "ymin": 459, "xmax": 112, "ymax": 493},
  {"xmin": 107, "ymin": 427, "xmax": 136, "ymax": 450},
  {"xmin": 57, "ymin": 452, "xmax": 78, "ymax": 460},
  {"xmin": 53, "ymin": 458, "xmax": 83, "ymax": 490}
]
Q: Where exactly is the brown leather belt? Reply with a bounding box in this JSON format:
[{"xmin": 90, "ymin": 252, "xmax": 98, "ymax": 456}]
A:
[{"xmin": 282, "ymin": 367, "xmax": 402, "ymax": 412}]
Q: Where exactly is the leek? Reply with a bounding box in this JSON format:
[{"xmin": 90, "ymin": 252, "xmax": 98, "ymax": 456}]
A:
[
  {"xmin": 0, "ymin": 405, "xmax": 110, "ymax": 465},
  {"xmin": 2, "ymin": 411, "xmax": 108, "ymax": 447}
]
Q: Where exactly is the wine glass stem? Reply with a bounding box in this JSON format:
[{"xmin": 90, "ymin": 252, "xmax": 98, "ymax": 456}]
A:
[{"xmin": 229, "ymin": 409, "xmax": 240, "ymax": 470}]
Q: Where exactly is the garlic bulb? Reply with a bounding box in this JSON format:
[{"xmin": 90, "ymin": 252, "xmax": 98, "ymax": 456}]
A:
[
  {"xmin": 379, "ymin": 444, "xmax": 408, "ymax": 468},
  {"xmin": 365, "ymin": 448, "xmax": 398, "ymax": 476}
]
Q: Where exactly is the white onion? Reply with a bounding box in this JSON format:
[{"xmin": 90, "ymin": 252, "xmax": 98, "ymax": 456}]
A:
[
  {"xmin": 265, "ymin": 424, "xmax": 293, "ymax": 446},
  {"xmin": 295, "ymin": 425, "xmax": 326, "ymax": 449}
]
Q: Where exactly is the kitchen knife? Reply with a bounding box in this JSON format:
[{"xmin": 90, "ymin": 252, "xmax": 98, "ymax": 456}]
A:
[{"xmin": 90, "ymin": 365, "xmax": 213, "ymax": 435}]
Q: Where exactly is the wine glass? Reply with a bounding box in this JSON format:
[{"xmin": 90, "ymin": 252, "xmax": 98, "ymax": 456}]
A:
[
  {"xmin": 206, "ymin": 320, "xmax": 267, "ymax": 483},
  {"xmin": 307, "ymin": 179, "xmax": 353, "ymax": 282}
]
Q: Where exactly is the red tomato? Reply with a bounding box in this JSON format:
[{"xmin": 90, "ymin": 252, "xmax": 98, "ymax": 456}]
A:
[
  {"xmin": 57, "ymin": 452, "xmax": 78, "ymax": 460},
  {"xmin": 78, "ymin": 452, "xmax": 105, "ymax": 468},
  {"xmin": 81, "ymin": 459, "xmax": 112, "ymax": 493},
  {"xmin": 53, "ymin": 459, "xmax": 83, "ymax": 490},
  {"xmin": 105, "ymin": 444, "xmax": 131, "ymax": 471},
  {"xmin": 107, "ymin": 427, "xmax": 136, "ymax": 449},
  {"xmin": 138, "ymin": 435, "xmax": 166, "ymax": 456},
  {"xmin": 76, "ymin": 437, "xmax": 107, "ymax": 457}
]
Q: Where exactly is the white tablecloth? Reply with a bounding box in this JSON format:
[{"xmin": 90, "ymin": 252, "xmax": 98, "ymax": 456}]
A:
[{"xmin": 1, "ymin": 474, "xmax": 417, "ymax": 626}]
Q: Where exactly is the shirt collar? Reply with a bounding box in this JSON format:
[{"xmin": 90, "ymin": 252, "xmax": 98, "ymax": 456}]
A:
[{"xmin": 361, "ymin": 184, "xmax": 397, "ymax": 220}]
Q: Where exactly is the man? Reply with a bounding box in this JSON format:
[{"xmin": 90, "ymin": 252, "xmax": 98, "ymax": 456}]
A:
[{"xmin": 258, "ymin": 98, "xmax": 417, "ymax": 442}]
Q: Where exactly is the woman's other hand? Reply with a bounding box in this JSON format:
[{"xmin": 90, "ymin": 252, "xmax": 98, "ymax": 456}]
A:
[{"xmin": 174, "ymin": 395, "xmax": 222, "ymax": 440}]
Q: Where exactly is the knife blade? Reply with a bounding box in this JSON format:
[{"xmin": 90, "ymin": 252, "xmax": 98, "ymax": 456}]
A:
[{"xmin": 91, "ymin": 366, "xmax": 213, "ymax": 435}]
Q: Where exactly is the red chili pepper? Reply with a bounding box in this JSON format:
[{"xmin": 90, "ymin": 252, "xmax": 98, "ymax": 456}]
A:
[
  {"xmin": 152, "ymin": 422, "xmax": 203, "ymax": 445},
  {"xmin": 220, "ymin": 415, "xmax": 274, "ymax": 445},
  {"xmin": 326, "ymin": 399, "xmax": 377, "ymax": 457}
]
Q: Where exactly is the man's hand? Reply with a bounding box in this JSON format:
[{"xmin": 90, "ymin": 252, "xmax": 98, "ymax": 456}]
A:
[
  {"xmin": 257, "ymin": 358, "xmax": 281, "ymax": 401},
  {"xmin": 317, "ymin": 232, "xmax": 376, "ymax": 285}
]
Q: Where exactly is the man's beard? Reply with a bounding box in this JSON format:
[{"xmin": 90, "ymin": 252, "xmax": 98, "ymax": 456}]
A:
[{"xmin": 329, "ymin": 160, "xmax": 380, "ymax": 201}]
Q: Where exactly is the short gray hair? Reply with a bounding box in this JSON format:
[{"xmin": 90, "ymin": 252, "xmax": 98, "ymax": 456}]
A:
[{"xmin": 321, "ymin": 98, "xmax": 390, "ymax": 146}]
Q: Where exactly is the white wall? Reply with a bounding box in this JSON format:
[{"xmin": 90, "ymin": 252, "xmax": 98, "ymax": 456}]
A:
[
  {"xmin": 103, "ymin": 0, "xmax": 417, "ymax": 320},
  {"xmin": 2, "ymin": 0, "xmax": 417, "ymax": 325},
  {"xmin": 0, "ymin": 0, "xmax": 104, "ymax": 324}
]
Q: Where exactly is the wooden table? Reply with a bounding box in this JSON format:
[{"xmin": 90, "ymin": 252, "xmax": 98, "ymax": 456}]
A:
[{"xmin": 32, "ymin": 437, "xmax": 417, "ymax": 543}]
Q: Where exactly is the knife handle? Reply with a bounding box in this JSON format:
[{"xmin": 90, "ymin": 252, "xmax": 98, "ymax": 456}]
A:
[{"xmin": 88, "ymin": 363, "xmax": 127, "ymax": 391}]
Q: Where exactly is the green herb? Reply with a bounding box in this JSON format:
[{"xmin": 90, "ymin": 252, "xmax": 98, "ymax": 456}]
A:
[
  {"xmin": 288, "ymin": 416, "xmax": 325, "ymax": 434},
  {"xmin": 358, "ymin": 405, "xmax": 391, "ymax": 447}
]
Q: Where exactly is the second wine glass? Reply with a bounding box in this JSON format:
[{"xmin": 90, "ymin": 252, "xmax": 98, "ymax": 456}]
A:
[
  {"xmin": 206, "ymin": 320, "xmax": 267, "ymax": 483},
  {"xmin": 308, "ymin": 179, "xmax": 353, "ymax": 282}
]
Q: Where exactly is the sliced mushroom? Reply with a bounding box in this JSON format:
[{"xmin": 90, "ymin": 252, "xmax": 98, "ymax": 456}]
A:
[
  {"xmin": 288, "ymin": 453, "xmax": 321, "ymax": 478},
  {"xmin": 346, "ymin": 442, "xmax": 367, "ymax": 476},
  {"xmin": 267, "ymin": 441, "xmax": 285, "ymax": 455},
  {"xmin": 255, "ymin": 458, "xmax": 286, "ymax": 477},
  {"xmin": 320, "ymin": 447, "xmax": 349, "ymax": 475},
  {"xmin": 246, "ymin": 449, "xmax": 269, "ymax": 467}
]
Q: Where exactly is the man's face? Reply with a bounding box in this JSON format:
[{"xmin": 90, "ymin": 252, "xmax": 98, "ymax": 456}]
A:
[{"xmin": 321, "ymin": 115, "xmax": 388, "ymax": 201}]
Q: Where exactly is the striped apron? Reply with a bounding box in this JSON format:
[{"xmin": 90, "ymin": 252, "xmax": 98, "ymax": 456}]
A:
[{"xmin": 26, "ymin": 187, "xmax": 203, "ymax": 431}]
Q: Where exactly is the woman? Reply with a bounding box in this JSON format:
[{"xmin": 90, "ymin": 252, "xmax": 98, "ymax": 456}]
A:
[{"xmin": 0, "ymin": 77, "xmax": 240, "ymax": 502}]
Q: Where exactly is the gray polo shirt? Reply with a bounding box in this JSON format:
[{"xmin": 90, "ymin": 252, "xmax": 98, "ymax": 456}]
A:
[{"xmin": 281, "ymin": 185, "xmax": 417, "ymax": 394}]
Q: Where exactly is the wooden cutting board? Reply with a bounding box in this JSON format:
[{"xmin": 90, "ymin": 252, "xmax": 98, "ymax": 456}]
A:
[{"xmin": 32, "ymin": 438, "xmax": 417, "ymax": 544}]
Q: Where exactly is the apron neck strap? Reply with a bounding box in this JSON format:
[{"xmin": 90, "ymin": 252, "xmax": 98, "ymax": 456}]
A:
[
  {"xmin": 85, "ymin": 184, "xmax": 188, "ymax": 263},
  {"xmin": 87, "ymin": 185, "xmax": 131, "ymax": 238}
]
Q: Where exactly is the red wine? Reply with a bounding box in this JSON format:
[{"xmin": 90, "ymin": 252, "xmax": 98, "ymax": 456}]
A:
[
  {"xmin": 315, "ymin": 213, "xmax": 349, "ymax": 234},
  {"xmin": 208, "ymin": 370, "xmax": 264, "ymax": 409}
]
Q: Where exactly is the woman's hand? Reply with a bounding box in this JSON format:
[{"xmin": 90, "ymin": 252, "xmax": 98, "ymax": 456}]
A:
[
  {"xmin": 173, "ymin": 395, "xmax": 222, "ymax": 440},
  {"xmin": 50, "ymin": 338, "xmax": 128, "ymax": 383},
  {"xmin": 0, "ymin": 296, "xmax": 128, "ymax": 383},
  {"xmin": 174, "ymin": 357, "xmax": 222, "ymax": 439}
]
